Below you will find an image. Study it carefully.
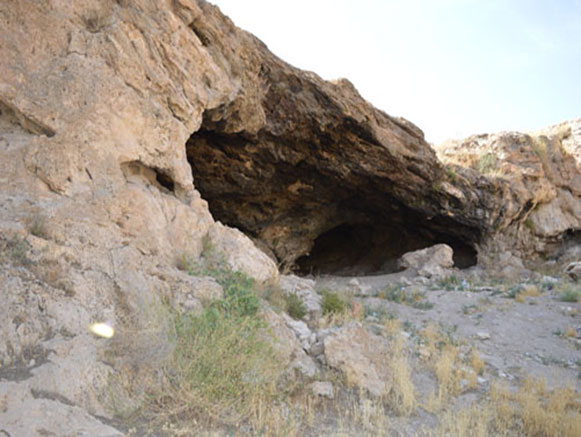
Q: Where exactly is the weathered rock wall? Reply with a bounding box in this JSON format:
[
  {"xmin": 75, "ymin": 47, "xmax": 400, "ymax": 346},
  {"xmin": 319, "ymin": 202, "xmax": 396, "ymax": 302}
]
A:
[
  {"xmin": 184, "ymin": 3, "xmax": 494, "ymax": 270},
  {"xmin": 0, "ymin": 1, "xmax": 278, "ymax": 432},
  {"xmin": 437, "ymin": 120, "xmax": 581, "ymax": 267}
]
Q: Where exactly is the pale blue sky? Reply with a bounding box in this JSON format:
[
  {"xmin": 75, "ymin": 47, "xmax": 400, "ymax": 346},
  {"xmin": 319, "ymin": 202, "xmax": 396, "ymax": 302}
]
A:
[{"xmin": 211, "ymin": 0, "xmax": 581, "ymax": 143}]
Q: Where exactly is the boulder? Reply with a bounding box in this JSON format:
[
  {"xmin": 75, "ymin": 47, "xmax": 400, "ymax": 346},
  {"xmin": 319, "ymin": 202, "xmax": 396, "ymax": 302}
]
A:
[
  {"xmin": 263, "ymin": 309, "xmax": 318, "ymax": 378},
  {"xmin": 208, "ymin": 222, "xmax": 279, "ymax": 284},
  {"xmin": 308, "ymin": 381, "xmax": 335, "ymax": 399},
  {"xmin": 565, "ymin": 262, "xmax": 581, "ymax": 282},
  {"xmin": 398, "ymin": 244, "xmax": 455, "ymax": 278},
  {"xmin": 323, "ymin": 322, "xmax": 391, "ymax": 397},
  {"xmin": 282, "ymin": 313, "xmax": 316, "ymax": 351},
  {"xmin": 279, "ymin": 274, "xmax": 322, "ymax": 315}
]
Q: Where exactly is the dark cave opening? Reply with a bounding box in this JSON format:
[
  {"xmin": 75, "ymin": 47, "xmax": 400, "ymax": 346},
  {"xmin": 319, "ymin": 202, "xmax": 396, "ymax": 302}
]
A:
[
  {"xmin": 186, "ymin": 127, "xmax": 480, "ymax": 277},
  {"xmin": 294, "ymin": 222, "xmax": 478, "ymax": 276}
]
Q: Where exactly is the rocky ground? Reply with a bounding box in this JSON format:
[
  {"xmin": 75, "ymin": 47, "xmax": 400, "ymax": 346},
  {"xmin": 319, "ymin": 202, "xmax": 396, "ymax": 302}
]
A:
[
  {"xmin": 281, "ymin": 246, "xmax": 581, "ymax": 435},
  {"xmin": 318, "ymin": 270, "xmax": 581, "ymax": 388}
]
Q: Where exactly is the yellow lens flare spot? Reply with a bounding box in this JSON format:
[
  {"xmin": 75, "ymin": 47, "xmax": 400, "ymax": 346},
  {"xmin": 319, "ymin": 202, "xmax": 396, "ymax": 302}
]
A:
[{"xmin": 89, "ymin": 322, "xmax": 115, "ymax": 338}]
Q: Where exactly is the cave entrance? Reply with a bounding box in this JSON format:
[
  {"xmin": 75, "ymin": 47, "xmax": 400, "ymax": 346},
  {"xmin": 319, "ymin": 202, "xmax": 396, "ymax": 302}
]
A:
[
  {"xmin": 295, "ymin": 222, "xmax": 477, "ymax": 276},
  {"xmin": 186, "ymin": 126, "xmax": 480, "ymax": 277}
]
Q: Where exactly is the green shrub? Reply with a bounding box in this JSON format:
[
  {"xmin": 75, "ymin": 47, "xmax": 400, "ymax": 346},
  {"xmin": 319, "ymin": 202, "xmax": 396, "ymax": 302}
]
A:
[
  {"xmin": 149, "ymin": 250, "xmax": 282, "ymax": 426},
  {"xmin": 446, "ymin": 166, "xmax": 457, "ymax": 182},
  {"xmin": 286, "ymin": 293, "xmax": 307, "ymax": 320},
  {"xmin": 507, "ymin": 285, "xmax": 521, "ymax": 299},
  {"xmin": 1, "ymin": 236, "xmax": 31, "ymax": 265},
  {"xmin": 559, "ymin": 286, "xmax": 581, "ymax": 303},
  {"xmin": 476, "ymin": 152, "xmax": 498, "ymax": 174},
  {"xmin": 437, "ymin": 275, "xmax": 463, "ymax": 291},
  {"xmin": 156, "ymin": 304, "xmax": 280, "ymax": 425},
  {"xmin": 183, "ymin": 244, "xmax": 260, "ymax": 317},
  {"xmin": 214, "ymin": 269, "xmax": 259, "ymax": 317},
  {"xmin": 379, "ymin": 285, "xmax": 434, "ymax": 310},
  {"xmin": 321, "ymin": 291, "xmax": 347, "ymax": 315},
  {"xmin": 28, "ymin": 213, "xmax": 49, "ymax": 239}
]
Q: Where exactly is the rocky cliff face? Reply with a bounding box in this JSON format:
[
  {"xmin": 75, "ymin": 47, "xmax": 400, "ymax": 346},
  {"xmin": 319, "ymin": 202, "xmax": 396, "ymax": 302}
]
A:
[
  {"xmin": 184, "ymin": 3, "xmax": 490, "ymax": 273},
  {"xmin": 436, "ymin": 119, "xmax": 581, "ymax": 267},
  {"xmin": 0, "ymin": 0, "xmax": 579, "ymax": 434}
]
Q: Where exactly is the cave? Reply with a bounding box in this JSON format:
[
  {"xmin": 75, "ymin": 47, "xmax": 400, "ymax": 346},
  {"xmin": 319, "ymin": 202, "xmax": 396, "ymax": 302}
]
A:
[
  {"xmin": 294, "ymin": 223, "xmax": 477, "ymax": 276},
  {"xmin": 186, "ymin": 125, "xmax": 479, "ymax": 276},
  {"xmin": 185, "ymin": 54, "xmax": 488, "ymax": 276}
]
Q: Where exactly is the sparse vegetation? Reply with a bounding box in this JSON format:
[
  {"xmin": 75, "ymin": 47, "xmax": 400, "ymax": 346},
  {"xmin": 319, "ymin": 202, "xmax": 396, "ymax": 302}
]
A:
[
  {"xmin": 0, "ymin": 235, "xmax": 31, "ymax": 265},
  {"xmin": 321, "ymin": 290, "xmax": 347, "ymax": 315},
  {"xmin": 386, "ymin": 333, "xmax": 416, "ymax": 416},
  {"xmin": 558, "ymin": 284, "xmax": 581, "ymax": 303},
  {"xmin": 476, "ymin": 152, "xmax": 498, "ymax": 174},
  {"xmin": 436, "ymin": 274, "xmax": 465, "ymax": 291},
  {"xmin": 420, "ymin": 323, "xmax": 465, "ymax": 411},
  {"xmin": 379, "ymin": 285, "xmax": 434, "ymax": 309},
  {"xmin": 147, "ymin": 250, "xmax": 285, "ymax": 430},
  {"xmin": 507, "ymin": 284, "xmax": 542, "ymax": 302},
  {"xmin": 439, "ymin": 379, "xmax": 581, "ymax": 437},
  {"xmin": 524, "ymin": 217, "xmax": 536, "ymax": 232},
  {"xmin": 445, "ymin": 166, "xmax": 457, "ymax": 182},
  {"xmin": 286, "ymin": 293, "xmax": 308, "ymax": 320}
]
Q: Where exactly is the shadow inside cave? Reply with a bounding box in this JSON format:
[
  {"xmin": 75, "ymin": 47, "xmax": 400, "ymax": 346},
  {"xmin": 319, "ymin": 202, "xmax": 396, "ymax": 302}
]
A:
[{"xmin": 294, "ymin": 222, "xmax": 477, "ymax": 277}]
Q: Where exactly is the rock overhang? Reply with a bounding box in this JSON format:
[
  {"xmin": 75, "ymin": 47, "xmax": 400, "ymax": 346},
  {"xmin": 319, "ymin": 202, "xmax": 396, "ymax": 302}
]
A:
[{"xmin": 186, "ymin": 118, "xmax": 483, "ymax": 275}]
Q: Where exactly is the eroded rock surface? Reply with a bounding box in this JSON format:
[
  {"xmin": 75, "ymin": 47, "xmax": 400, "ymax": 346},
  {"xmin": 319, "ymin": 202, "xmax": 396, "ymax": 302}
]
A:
[
  {"xmin": 437, "ymin": 120, "xmax": 581, "ymax": 265},
  {"xmin": 185, "ymin": 16, "xmax": 491, "ymax": 272},
  {"xmin": 0, "ymin": 1, "xmax": 279, "ymax": 434},
  {"xmin": 398, "ymin": 243, "xmax": 455, "ymax": 279},
  {"xmin": 323, "ymin": 322, "xmax": 392, "ymax": 397}
]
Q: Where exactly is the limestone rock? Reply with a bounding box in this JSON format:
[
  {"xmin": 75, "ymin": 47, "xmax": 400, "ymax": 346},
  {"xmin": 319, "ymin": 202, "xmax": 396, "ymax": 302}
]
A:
[
  {"xmin": 437, "ymin": 121, "xmax": 581, "ymax": 263},
  {"xmin": 323, "ymin": 322, "xmax": 391, "ymax": 397},
  {"xmin": 489, "ymin": 251, "xmax": 529, "ymax": 280},
  {"xmin": 183, "ymin": 4, "xmax": 518, "ymax": 274},
  {"xmin": 263, "ymin": 309, "xmax": 317, "ymax": 377},
  {"xmin": 28, "ymin": 336, "xmax": 112, "ymax": 417},
  {"xmin": 159, "ymin": 269, "xmax": 224, "ymax": 306},
  {"xmin": 279, "ymin": 274, "xmax": 322, "ymax": 315},
  {"xmin": 398, "ymin": 244, "xmax": 454, "ymax": 278},
  {"xmin": 208, "ymin": 222, "xmax": 279, "ymax": 283},
  {"xmin": 565, "ymin": 262, "xmax": 581, "ymax": 282},
  {"xmin": 308, "ymin": 381, "xmax": 335, "ymax": 399},
  {"xmin": 0, "ymin": 382, "xmax": 123, "ymax": 437},
  {"xmin": 0, "ymin": 0, "xmax": 579, "ymax": 432},
  {"xmin": 283, "ymin": 314, "xmax": 315, "ymax": 351}
]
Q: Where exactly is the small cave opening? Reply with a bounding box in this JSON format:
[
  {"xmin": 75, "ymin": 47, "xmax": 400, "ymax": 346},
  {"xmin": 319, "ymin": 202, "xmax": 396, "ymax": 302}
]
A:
[
  {"xmin": 545, "ymin": 228, "xmax": 581, "ymax": 261},
  {"xmin": 295, "ymin": 223, "xmax": 477, "ymax": 277},
  {"xmin": 154, "ymin": 169, "xmax": 175, "ymax": 193}
]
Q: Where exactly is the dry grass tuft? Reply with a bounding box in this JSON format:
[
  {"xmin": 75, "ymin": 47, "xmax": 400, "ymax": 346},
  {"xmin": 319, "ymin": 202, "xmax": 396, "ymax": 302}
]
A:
[
  {"xmin": 386, "ymin": 333, "xmax": 416, "ymax": 416},
  {"xmin": 319, "ymin": 291, "xmax": 363, "ymax": 328},
  {"xmin": 419, "ymin": 323, "xmax": 470, "ymax": 411},
  {"xmin": 470, "ymin": 350, "xmax": 486, "ymax": 376},
  {"xmin": 439, "ymin": 378, "xmax": 581, "ymax": 437}
]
